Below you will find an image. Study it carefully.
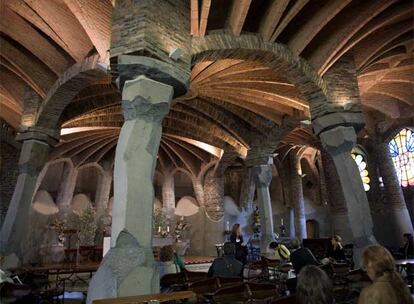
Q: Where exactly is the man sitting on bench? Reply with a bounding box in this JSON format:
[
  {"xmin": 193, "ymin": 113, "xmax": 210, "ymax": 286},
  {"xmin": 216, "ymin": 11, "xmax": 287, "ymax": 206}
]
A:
[{"xmin": 208, "ymin": 242, "xmax": 243, "ymax": 278}]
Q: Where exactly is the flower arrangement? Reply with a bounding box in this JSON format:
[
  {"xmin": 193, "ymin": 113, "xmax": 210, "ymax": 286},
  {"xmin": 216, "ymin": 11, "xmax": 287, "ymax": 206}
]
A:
[
  {"xmin": 76, "ymin": 206, "xmax": 97, "ymax": 246},
  {"xmin": 153, "ymin": 207, "xmax": 169, "ymax": 236},
  {"xmin": 50, "ymin": 216, "xmax": 66, "ymax": 246},
  {"xmin": 174, "ymin": 216, "xmax": 189, "ymax": 242}
]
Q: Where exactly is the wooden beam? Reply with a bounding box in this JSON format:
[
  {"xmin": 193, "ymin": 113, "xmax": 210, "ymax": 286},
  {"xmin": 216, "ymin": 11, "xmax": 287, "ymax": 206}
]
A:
[
  {"xmin": 190, "ymin": 0, "xmax": 199, "ymax": 36},
  {"xmin": 270, "ymin": 0, "xmax": 309, "ymax": 42},
  {"xmin": 259, "ymin": 0, "xmax": 290, "ymax": 41},
  {"xmin": 226, "ymin": 0, "xmax": 252, "ymax": 36},
  {"xmin": 287, "ymin": 0, "xmax": 351, "ymax": 56},
  {"xmin": 199, "ymin": 0, "xmax": 211, "ymax": 37}
]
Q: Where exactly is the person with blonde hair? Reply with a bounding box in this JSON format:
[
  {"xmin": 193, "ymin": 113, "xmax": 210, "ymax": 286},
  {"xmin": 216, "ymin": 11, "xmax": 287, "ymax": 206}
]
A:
[{"xmin": 358, "ymin": 245, "xmax": 413, "ymax": 304}]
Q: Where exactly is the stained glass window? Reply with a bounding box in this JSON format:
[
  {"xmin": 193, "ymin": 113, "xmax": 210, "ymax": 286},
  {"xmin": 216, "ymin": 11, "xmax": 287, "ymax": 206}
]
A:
[
  {"xmin": 352, "ymin": 151, "xmax": 370, "ymax": 191},
  {"xmin": 389, "ymin": 128, "xmax": 414, "ymax": 187}
]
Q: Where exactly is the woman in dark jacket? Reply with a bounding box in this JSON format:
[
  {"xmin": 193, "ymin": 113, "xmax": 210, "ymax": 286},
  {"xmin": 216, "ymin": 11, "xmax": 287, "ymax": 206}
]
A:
[{"xmin": 230, "ymin": 223, "xmax": 247, "ymax": 264}]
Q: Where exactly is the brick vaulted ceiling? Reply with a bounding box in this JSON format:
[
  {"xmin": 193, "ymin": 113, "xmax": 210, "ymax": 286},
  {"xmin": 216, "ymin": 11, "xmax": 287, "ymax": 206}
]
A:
[{"xmin": 0, "ymin": 0, "xmax": 413, "ymax": 167}]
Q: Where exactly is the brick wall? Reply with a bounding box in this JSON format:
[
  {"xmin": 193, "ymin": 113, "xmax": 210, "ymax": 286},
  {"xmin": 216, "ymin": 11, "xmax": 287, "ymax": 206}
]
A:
[
  {"xmin": 111, "ymin": 0, "xmax": 190, "ymax": 82},
  {"xmin": 0, "ymin": 142, "xmax": 20, "ymax": 224}
]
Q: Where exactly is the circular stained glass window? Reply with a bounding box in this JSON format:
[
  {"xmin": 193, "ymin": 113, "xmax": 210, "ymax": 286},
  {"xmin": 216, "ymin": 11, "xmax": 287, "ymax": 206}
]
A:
[
  {"xmin": 352, "ymin": 152, "xmax": 370, "ymax": 191},
  {"xmin": 389, "ymin": 128, "xmax": 414, "ymax": 187}
]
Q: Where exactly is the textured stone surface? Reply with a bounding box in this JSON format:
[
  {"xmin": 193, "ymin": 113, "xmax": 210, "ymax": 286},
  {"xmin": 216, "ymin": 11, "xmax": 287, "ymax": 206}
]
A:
[
  {"xmin": 320, "ymin": 126, "xmax": 376, "ymax": 265},
  {"xmin": 0, "ymin": 143, "xmax": 19, "ymax": 224},
  {"xmin": 0, "ymin": 138, "xmax": 50, "ymax": 256},
  {"xmin": 289, "ymin": 153, "xmax": 307, "ymax": 240},
  {"xmin": 87, "ymin": 230, "xmax": 158, "ymax": 304},
  {"xmin": 204, "ymin": 169, "xmax": 224, "ymax": 220}
]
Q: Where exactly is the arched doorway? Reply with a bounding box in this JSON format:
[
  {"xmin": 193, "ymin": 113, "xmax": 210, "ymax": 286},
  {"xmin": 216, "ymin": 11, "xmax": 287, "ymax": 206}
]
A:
[{"xmin": 306, "ymin": 219, "xmax": 320, "ymax": 239}]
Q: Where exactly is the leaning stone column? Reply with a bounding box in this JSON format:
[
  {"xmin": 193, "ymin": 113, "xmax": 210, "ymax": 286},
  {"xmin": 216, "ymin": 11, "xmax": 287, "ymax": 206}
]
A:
[
  {"xmin": 239, "ymin": 167, "xmax": 256, "ymax": 210},
  {"xmin": 375, "ymin": 140, "xmax": 413, "ymax": 245},
  {"xmin": 0, "ymin": 128, "xmax": 57, "ymax": 259},
  {"xmin": 289, "ymin": 152, "xmax": 307, "ymax": 240},
  {"xmin": 87, "ymin": 75, "xmax": 174, "ymax": 303},
  {"xmin": 319, "ymin": 126, "xmax": 376, "ymax": 263},
  {"xmin": 321, "ymin": 150, "xmax": 353, "ymax": 243},
  {"xmin": 95, "ymin": 170, "xmax": 113, "ymax": 219},
  {"xmin": 162, "ymin": 172, "xmax": 175, "ymax": 218},
  {"xmin": 251, "ymin": 158, "xmax": 275, "ymax": 251},
  {"xmin": 56, "ymin": 166, "xmax": 78, "ymax": 219}
]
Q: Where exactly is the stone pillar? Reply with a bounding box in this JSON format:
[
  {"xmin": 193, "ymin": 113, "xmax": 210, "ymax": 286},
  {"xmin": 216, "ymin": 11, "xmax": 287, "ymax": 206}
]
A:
[
  {"xmin": 239, "ymin": 167, "xmax": 256, "ymax": 210},
  {"xmin": 320, "ymin": 126, "xmax": 376, "ymax": 264},
  {"xmin": 162, "ymin": 173, "xmax": 175, "ymax": 218},
  {"xmin": 204, "ymin": 170, "xmax": 224, "ymax": 221},
  {"xmin": 289, "ymin": 207, "xmax": 295, "ymax": 238},
  {"xmin": 321, "ymin": 150, "xmax": 353, "ymax": 243},
  {"xmin": 0, "ymin": 128, "xmax": 57, "ymax": 258},
  {"xmin": 87, "ymin": 75, "xmax": 174, "ymax": 302},
  {"xmin": 375, "ymin": 141, "xmax": 413, "ymax": 245},
  {"xmin": 251, "ymin": 159, "xmax": 275, "ymax": 251},
  {"xmin": 56, "ymin": 167, "xmax": 78, "ymax": 219},
  {"xmin": 193, "ymin": 178, "xmax": 205, "ymax": 207},
  {"xmin": 289, "ymin": 152, "xmax": 307, "ymax": 240},
  {"xmin": 95, "ymin": 170, "xmax": 113, "ymax": 218}
]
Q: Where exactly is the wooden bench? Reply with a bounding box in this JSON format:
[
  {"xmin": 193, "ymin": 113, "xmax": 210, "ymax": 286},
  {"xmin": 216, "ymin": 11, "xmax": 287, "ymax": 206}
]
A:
[
  {"xmin": 93, "ymin": 290, "xmax": 196, "ymax": 303},
  {"xmin": 213, "ymin": 282, "xmax": 278, "ymax": 304},
  {"xmin": 160, "ymin": 270, "xmax": 208, "ymax": 290}
]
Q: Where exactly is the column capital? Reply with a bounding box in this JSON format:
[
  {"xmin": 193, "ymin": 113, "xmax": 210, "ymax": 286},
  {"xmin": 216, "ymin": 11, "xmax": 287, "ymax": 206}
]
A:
[
  {"xmin": 122, "ymin": 75, "xmax": 174, "ymax": 121},
  {"xmin": 252, "ymin": 164, "xmax": 272, "ymax": 188},
  {"xmin": 16, "ymin": 126, "xmax": 60, "ymax": 146},
  {"xmin": 319, "ymin": 126, "xmax": 357, "ymax": 156}
]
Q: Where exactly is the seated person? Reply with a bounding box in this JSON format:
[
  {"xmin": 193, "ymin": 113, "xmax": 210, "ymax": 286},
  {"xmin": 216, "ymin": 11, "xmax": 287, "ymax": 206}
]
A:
[
  {"xmin": 358, "ymin": 245, "xmax": 412, "ymax": 304},
  {"xmin": 208, "ymin": 242, "xmax": 243, "ymax": 278},
  {"xmin": 230, "ymin": 223, "xmax": 248, "ymax": 264},
  {"xmin": 268, "ymin": 241, "xmax": 290, "ymax": 261},
  {"xmin": 402, "ymin": 233, "xmax": 414, "ymax": 259},
  {"xmin": 290, "ymin": 238, "xmax": 320, "ymax": 275},
  {"xmin": 325, "ymin": 235, "xmax": 346, "ymax": 263},
  {"xmin": 297, "ymin": 265, "xmax": 334, "ymax": 304}
]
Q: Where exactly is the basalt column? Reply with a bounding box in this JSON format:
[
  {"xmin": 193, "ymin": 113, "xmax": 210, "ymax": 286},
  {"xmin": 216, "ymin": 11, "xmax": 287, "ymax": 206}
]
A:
[
  {"xmin": 321, "ymin": 150, "xmax": 353, "ymax": 243},
  {"xmin": 87, "ymin": 0, "xmax": 190, "ymax": 302},
  {"xmin": 320, "ymin": 127, "xmax": 376, "ymax": 262},
  {"xmin": 0, "ymin": 128, "xmax": 57, "ymax": 259},
  {"xmin": 250, "ymin": 157, "xmax": 275, "ymax": 251},
  {"xmin": 162, "ymin": 172, "xmax": 175, "ymax": 219},
  {"xmin": 289, "ymin": 152, "xmax": 307, "ymax": 240},
  {"xmin": 375, "ymin": 140, "xmax": 413, "ymax": 245}
]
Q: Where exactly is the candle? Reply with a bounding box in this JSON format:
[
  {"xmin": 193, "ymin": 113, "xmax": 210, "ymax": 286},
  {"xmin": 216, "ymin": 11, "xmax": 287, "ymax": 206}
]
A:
[
  {"xmin": 281, "ymin": 218, "xmax": 284, "ymax": 225},
  {"xmin": 167, "ymin": 226, "xmax": 170, "ymax": 233},
  {"xmin": 226, "ymin": 221, "xmax": 230, "ymax": 231},
  {"xmin": 158, "ymin": 226, "xmax": 161, "ymax": 233}
]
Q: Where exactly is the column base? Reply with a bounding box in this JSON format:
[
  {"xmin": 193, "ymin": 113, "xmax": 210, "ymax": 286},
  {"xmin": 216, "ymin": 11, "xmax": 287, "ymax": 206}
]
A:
[
  {"xmin": 353, "ymin": 235, "xmax": 377, "ymax": 268},
  {"xmin": 86, "ymin": 231, "xmax": 159, "ymax": 304}
]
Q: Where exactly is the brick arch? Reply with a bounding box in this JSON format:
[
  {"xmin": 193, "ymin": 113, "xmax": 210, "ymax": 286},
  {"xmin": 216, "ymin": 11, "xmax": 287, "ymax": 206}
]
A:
[
  {"xmin": 35, "ymin": 55, "xmax": 108, "ymax": 130},
  {"xmin": 191, "ymin": 33, "xmax": 330, "ymax": 120}
]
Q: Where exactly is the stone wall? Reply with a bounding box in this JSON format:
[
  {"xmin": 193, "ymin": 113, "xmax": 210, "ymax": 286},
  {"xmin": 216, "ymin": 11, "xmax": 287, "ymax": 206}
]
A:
[{"xmin": 0, "ymin": 143, "xmax": 20, "ymax": 224}]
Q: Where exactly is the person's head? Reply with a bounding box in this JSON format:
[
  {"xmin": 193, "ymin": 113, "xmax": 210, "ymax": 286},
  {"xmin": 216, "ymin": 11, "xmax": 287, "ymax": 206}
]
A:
[
  {"xmin": 403, "ymin": 233, "xmax": 413, "ymax": 243},
  {"xmin": 231, "ymin": 223, "xmax": 241, "ymax": 236},
  {"xmin": 331, "ymin": 235, "xmax": 342, "ymax": 246},
  {"xmin": 223, "ymin": 242, "xmax": 236, "ymax": 256},
  {"xmin": 291, "ymin": 238, "xmax": 301, "ymax": 250},
  {"xmin": 269, "ymin": 241, "xmax": 279, "ymax": 250},
  {"xmin": 297, "ymin": 265, "xmax": 333, "ymax": 304},
  {"xmin": 361, "ymin": 245, "xmax": 411, "ymax": 303},
  {"xmin": 159, "ymin": 245, "xmax": 174, "ymax": 262},
  {"xmin": 361, "ymin": 245, "xmax": 394, "ymax": 281}
]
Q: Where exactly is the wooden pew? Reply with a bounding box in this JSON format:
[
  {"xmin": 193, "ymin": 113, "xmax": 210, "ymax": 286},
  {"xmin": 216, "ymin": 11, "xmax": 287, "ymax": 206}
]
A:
[{"xmin": 93, "ymin": 290, "xmax": 196, "ymax": 303}]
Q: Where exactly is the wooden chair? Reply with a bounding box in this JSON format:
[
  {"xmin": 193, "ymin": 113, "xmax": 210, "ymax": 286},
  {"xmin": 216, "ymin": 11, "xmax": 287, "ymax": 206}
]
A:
[
  {"xmin": 213, "ymin": 282, "xmax": 278, "ymax": 304},
  {"xmin": 160, "ymin": 270, "xmax": 208, "ymax": 291},
  {"xmin": 189, "ymin": 276, "xmax": 242, "ymax": 302}
]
